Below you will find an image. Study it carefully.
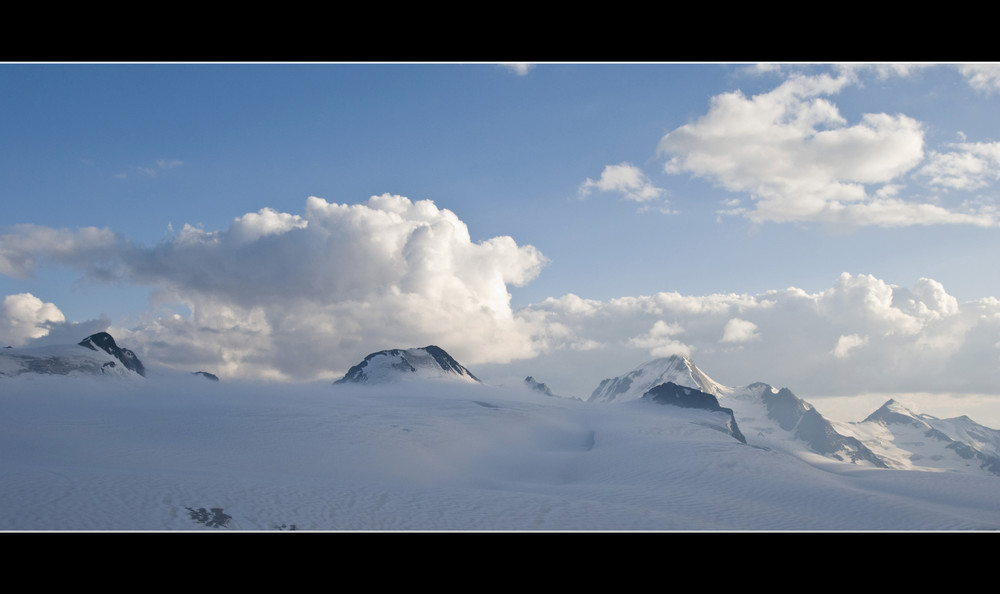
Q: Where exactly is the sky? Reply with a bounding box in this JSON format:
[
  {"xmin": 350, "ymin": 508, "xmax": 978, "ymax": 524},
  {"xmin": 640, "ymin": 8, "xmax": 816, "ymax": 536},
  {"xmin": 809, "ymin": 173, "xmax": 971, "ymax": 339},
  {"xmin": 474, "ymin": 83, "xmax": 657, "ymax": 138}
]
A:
[{"xmin": 3, "ymin": 62, "xmax": 1000, "ymax": 424}]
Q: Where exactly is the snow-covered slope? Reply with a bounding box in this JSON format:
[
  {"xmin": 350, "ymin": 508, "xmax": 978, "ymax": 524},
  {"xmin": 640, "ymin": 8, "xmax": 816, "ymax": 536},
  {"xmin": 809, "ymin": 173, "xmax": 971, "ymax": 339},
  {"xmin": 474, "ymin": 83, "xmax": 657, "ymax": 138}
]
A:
[
  {"xmin": 1, "ymin": 374, "xmax": 997, "ymax": 530},
  {"xmin": 837, "ymin": 399, "xmax": 1000, "ymax": 477},
  {"xmin": 722, "ymin": 382, "xmax": 887, "ymax": 467},
  {"xmin": 588, "ymin": 354, "xmax": 729, "ymax": 403},
  {"xmin": 0, "ymin": 332, "xmax": 145, "ymax": 379},
  {"xmin": 335, "ymin": 345, "xmax": 480, "ymax": 385}
]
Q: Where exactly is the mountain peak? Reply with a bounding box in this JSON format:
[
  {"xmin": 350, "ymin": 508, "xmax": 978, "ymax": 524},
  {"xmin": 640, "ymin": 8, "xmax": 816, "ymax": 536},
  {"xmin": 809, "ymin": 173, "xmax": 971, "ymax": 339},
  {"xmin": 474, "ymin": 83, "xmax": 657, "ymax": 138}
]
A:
[
  {"xmin": 863, "ymin": 399, "xmax": 924, "ymax": 427},
  {"xmin": 78, "ymin": 332, "xmax": 146, "ymax": 377},
  {"xmin": 1, "ymin": 331, "xmax": 145, "ymax": 379},
  {"xmin": 588, "ymin": 354, "xmax": 728, "ymax": 403},
  {"xmin": 335, "ymin": 345, "xmax": 480, "ymax": 385}
]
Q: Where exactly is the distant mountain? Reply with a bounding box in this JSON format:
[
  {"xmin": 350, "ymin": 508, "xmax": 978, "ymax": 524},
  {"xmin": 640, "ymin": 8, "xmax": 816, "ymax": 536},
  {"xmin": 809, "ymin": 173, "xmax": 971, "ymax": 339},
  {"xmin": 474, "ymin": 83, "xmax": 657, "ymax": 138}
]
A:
[
  {"xmin": 193, "ymin": 371, "xmax": 220, "ymax": 382},
  {"xmin": 335, "ymin": 345, "xmax": 480, "ymax": 385},
  {"xmin": 524, "ymin": 376, "xmax": 556, "ymax": 397},
  {"xmin": 642, "ymin": 382, "xmax": 746, "ymax": 444},
  {"xmin": 0, "ymin": 332, "xmax": 145, "ymax": 379},
  {"xmin": 589, "ymin": 354, "xmax": 727, "ymax": 403},
  {"xmin": 851, "ymin": 399, "xmax": 1000, "ymax": 477},
  {"xmin": 592, "ymin": 355, "xmax": 900, "ymax": 469},
  {"xmin": 726, "ymin": 382, "xmax": 887, "ymax": 467},
  {"xmin": 78, "ymin": 332, "xmax": 145, "ymax": 376}
]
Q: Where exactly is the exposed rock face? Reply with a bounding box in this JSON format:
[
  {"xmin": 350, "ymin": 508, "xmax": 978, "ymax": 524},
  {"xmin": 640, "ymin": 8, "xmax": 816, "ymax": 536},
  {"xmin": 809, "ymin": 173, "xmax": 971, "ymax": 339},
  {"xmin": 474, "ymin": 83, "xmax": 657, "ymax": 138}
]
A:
[
  {"xmin": 335, "ymin": 345, "xmax": 480, "ymax": 385},
  {"xmin": 78, "ymin": 332, "xmax": 146, "ymax": 377},
  {"xmin": 760, "ymin": 386, "xmax": 886, "ymax": 467},
  {"xmin": 642, "ymin": 382, "xmax": 747, "ymax": 444}
]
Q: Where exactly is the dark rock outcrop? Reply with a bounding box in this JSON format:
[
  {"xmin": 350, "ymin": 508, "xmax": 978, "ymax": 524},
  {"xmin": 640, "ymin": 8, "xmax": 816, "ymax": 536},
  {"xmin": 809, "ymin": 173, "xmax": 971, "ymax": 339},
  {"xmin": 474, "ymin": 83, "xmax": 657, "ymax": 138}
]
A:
[
  {"xmin": 77, "ymin": 332, "xmax": 146, "ymax": 377},
  {"xmin": 642, "ymin": 382, "xmax": 747, "ymax": 444}
]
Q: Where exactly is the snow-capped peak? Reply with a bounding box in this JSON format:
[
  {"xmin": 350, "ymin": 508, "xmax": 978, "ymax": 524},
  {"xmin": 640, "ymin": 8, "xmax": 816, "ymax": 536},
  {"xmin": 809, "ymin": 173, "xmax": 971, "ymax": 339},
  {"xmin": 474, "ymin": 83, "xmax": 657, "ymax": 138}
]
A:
[
  {"xmin": 334, "ymin": 345, "xmax": 480, "ymax": 385},
  {"xmin": 588, "ymin": 354, "xmax": 730, "ymax": 403},
  {"xmin": 0, "ymin": 332, "xmax": 146, "ymax": 379}
]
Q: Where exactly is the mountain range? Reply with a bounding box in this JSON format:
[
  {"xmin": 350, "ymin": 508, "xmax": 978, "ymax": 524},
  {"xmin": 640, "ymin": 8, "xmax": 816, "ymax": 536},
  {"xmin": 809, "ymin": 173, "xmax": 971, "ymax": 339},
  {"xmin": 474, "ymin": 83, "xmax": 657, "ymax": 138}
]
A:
[
  {"xmin": 4, "ymin": 334, "xmax": 999, "ymax": 479},
  {"xmin": 586, "ymin": 354, "xmax": 1000, "ymax": 477}
]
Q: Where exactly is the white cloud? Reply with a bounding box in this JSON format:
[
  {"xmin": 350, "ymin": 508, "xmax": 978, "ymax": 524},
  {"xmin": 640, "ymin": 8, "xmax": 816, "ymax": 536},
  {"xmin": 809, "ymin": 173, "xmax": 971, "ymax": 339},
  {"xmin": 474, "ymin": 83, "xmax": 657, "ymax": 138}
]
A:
[
  {"xmin": 657, "ymin": 70, "xmax": 999, "ymax": 228},
  {"xmin": 0, "ymin": 195, "xmax": 548, "ymax": 380},
  {"xmin": 579, "ymin": 162, "xmax": 668, "ymax": 205},
  {"xmin": 6, "ymin": 199, "xmax": 1000, "ymax": 400},
  {"xmin": 832, "ymin": 334, "xmax": 868, "ymax": 358},
  {"xmin": 627, "ymin": 320, "xmax": 691, "ymax": 358},
  {"xmin": 0, "ymin": 293, "xmax": 65, "ymax": 346},
  {"xmin": 513, "ymin": 272, "xmax": 1000, "ymax": 397},
  {"xmin": 921, "ymin": 141, "xmax": 1000, "ymax": 190},
  {"xmin": 721, "ymin": 317, "xmax": 759, "ymax": 343},
  {"xmin": 958, "ymin": 63, "xmax": 1000, "ymax": 93},
  {"xmin": 500, "ymin": 63, "xmax": 533, "ymax": 76}
]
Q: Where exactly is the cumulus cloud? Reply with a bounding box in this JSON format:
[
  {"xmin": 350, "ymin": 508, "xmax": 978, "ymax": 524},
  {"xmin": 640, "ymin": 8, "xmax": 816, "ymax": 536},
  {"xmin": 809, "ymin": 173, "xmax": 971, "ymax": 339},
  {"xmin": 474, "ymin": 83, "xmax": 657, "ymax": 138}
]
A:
[
  {"xmin": 6, "ymin": 196, "xmax": 1000, "ymax": 400},
  {"xmin": 658, "ymin": 70, "xmax": 999, "ymax": 228},
  {"xmin": 513, "ymin": 272, "xmax": 1000, "ymax": 397},
  {"xmin": 0, "ymin": 195, "xmax": 548, "ymax": 380},
  {"xmin": 0, "ymin": 293, "xmax": 66, "ymax": 346},
  {"xmin": 721, "ymin": 318, "xmax": 759, "ymax": 343},
  {"xmin": 627, "ymin": 320, "xmax": 691, "ymax": 358},
  {"xmin": 832, "ymin": 334, "xmax": 868, "ymax": 358},
  {"xmin": 579, "ymin": 163, "xmax": 669, "ymax": 207}
]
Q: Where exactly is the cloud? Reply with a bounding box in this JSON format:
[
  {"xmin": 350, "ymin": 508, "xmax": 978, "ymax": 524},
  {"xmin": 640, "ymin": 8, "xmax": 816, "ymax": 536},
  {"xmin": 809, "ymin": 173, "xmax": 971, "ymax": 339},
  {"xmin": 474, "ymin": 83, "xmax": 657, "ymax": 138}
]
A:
[
  {"xmin": 500, "ymin": 63, "xmax": 533, "ymax": 76},
  {"xmin": 958, "ymin": 63, "xmax": 1000, "ymax": 93},
  {"xmin": 0, "ymin": 293, "xmax": 65, "ymax": 346},
  {"xmin": 920, "ymin": 141, "xmax": 1000, "ymax": 190},
  {"xmin": 579, "ymin": 162, "xmax": 668, "ymax": 207},
  {"xmin": 7, "ymin": 196, "xmax": 1000, "ymax": 399},
  {"xmin": 0, "ymin": 195, "xmax": 548, "ymax": 380},
  {"xmin": 513, "ymin": 272, "xmax": 1000, "ymax": 397},
  {"xmin": 832, "ymin": 334, "xmax": 868, "ymax": 358},
  {"xmin": 627, "ymin": 320, "xmax": 691, "ymax": 357},
  {"xmin": 721, "ymin": 318, "xmax": 759, "ymax": 343},
  {"xmin": 0, "ymin": 225, "xmax": 121, "ymax": 278},
  {"xmin": 658, "ymin": 70, "xmax": 998, "ymax": 228}
]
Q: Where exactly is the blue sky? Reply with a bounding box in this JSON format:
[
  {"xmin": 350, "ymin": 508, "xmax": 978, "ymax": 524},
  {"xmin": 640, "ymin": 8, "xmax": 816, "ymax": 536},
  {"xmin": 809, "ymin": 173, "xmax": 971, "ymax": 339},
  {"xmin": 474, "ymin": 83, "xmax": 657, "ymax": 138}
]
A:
[{"xmin": 3, "ymin": 62, "xmax": 1000, "ymax": 423}]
